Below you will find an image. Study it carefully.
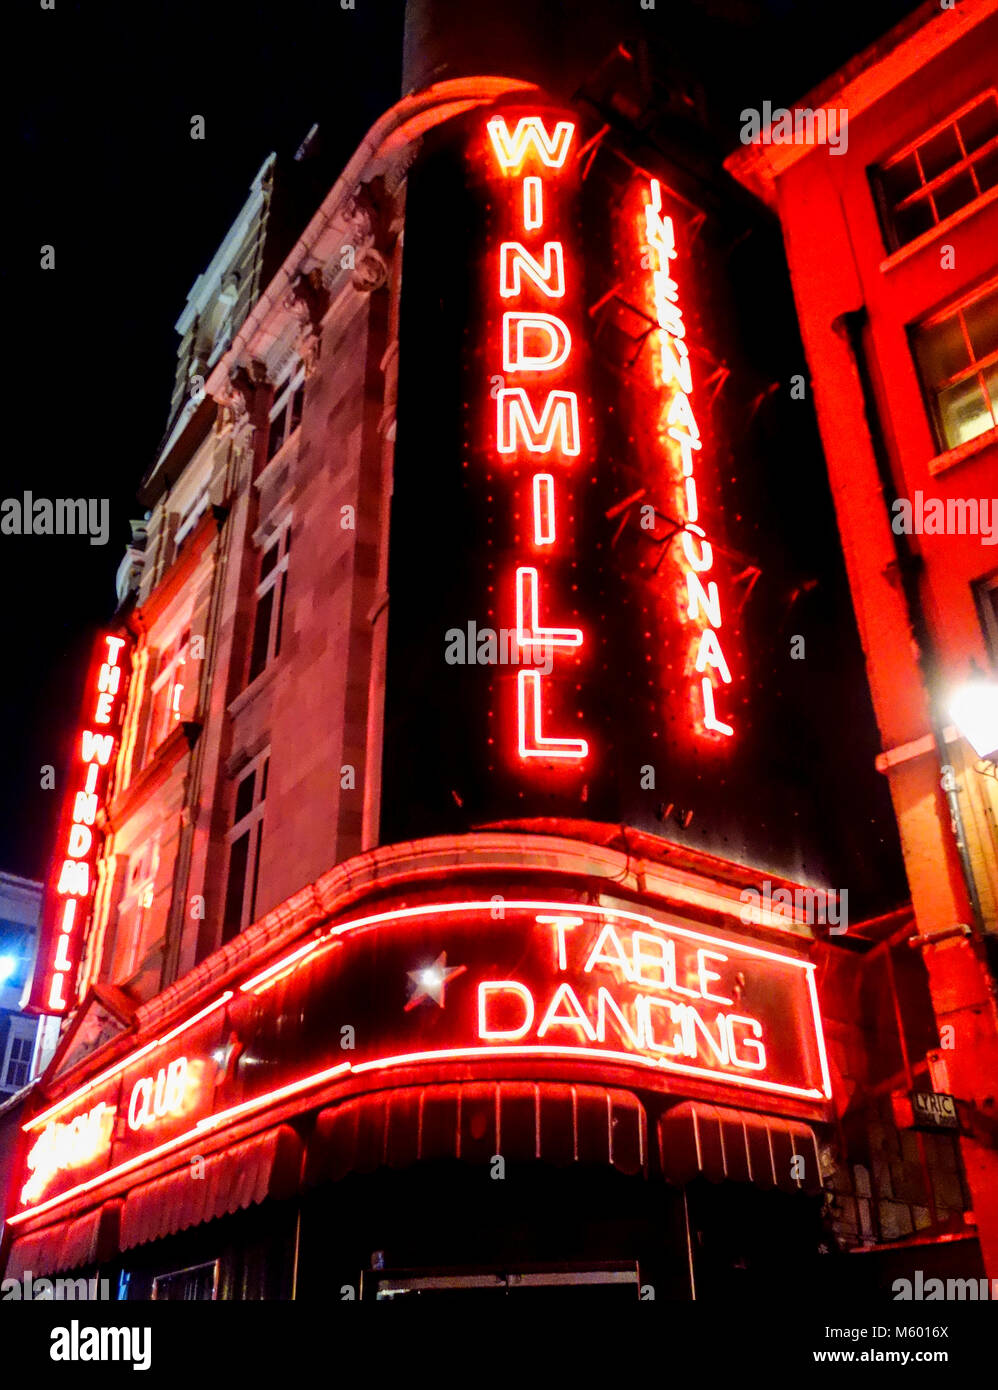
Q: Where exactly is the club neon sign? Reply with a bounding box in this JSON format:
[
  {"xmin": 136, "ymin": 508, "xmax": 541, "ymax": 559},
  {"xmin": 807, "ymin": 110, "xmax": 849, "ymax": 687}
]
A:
[
  {"xmin": 486, "ymin": 114, "xmax": 588, "ymax": 761},
  {"xmin": 12, "ymin": 896, "xmax": 830, "ymax": 1221},
  {"xmin": 27, "ymin": 632, "xmax": 132, "ymax": 1015},
  {"xmin": 20, "ymin": 1054, "xmax": 206, "ymax": 1206},
  {"xmin": 642, "ymin": 178, "xmax": 734, "ymax": 739}
]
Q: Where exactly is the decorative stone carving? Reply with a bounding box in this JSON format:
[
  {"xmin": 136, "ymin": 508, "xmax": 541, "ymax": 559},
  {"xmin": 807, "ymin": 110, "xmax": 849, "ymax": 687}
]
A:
[
  {"xmin": 215, "ymin": 361, "xmax": 265, "ymax": 436},
  {"xmin": 341, "ymin": 176, "xmax": 395, "ymax": 293},
  {"xmin": 284, "ymin": 267, "xmax": 328, "ymax": 377}
]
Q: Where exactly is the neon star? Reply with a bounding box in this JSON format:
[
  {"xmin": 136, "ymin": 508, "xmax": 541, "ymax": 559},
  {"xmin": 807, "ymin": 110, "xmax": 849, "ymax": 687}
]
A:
[{"xmin": 405, "ymin": 952, "xmax": 467, "ymax": 1010}]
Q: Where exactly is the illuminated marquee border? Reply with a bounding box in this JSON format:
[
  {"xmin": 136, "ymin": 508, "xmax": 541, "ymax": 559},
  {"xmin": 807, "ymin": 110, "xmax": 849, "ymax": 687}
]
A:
[{"xmin": 12, "ymin": 898, "xmax": 831, "ymax": 1225}]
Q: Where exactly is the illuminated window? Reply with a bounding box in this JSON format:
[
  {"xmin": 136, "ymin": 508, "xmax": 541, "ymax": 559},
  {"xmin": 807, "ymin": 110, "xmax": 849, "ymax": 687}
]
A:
[
  {"xmin": 143, "ymin": 626, "xmax": 191, "ymax": 763},
  {"xmin": 115, "ymin": 839, "xmax": 161, "ymax": 980},
  {"xmin": 151, "ymin": 1260, "xmax": 219, "ymax": 1301},
  {"xmin": 975, "ymin": 572, "xmax": 998, "ymax": 664},
  {"xmin": 911, "ymin": 281, "xmax": 998, "ymax": 452},
  {"xmin": 247, "ymin": 526, "xmax": 290, "ymax": 684},
  {"xmin": 1, "ymin": 1028, "xmax": 34, "ymax": 1092},
  {"xmin": 872, "ymin": 92, "xmax": 998, "ymax": 252},
  {"xmin": 265, "ymin": 371, "xmax": 305, "ymax": 462},
  {"xmin": 222, "ymin": 753, "xmax": 268, "ymax": 943}
]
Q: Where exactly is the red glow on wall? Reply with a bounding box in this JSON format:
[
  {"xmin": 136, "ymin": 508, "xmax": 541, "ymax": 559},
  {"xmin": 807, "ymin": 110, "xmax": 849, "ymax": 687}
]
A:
[{"xmin": 26, "ymin": 632, "xmax": 132, "ymax": 1016}]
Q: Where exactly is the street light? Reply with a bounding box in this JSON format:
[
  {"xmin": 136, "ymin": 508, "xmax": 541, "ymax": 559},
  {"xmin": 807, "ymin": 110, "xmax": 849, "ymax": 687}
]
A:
[{"xmin": 949, "ymin": 672, "xmax": 998, "ymax": 762}]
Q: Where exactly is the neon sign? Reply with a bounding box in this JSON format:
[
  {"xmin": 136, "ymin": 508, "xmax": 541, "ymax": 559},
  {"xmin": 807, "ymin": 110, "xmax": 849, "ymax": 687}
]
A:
[
  {"xmin": 13, "ymin": 896, "xmax": 829, "ymax": 1220},
  {"xmin": 27, "ymin": 632, "xmax": 132, "ymax": 1015},
  {"xmin": 486, "ymin": 113, "xmax": 589, "ymax": 762},
  {"xmin": 21, "ymin": 1101, "xmax": 115, "ymax": 1206},
  {"xmin": 20, "ymin": 1054, "xmax": 210, "ymax": 1206},
  {"xmin": 642, "ymin": 179, "xmax": 734, "ymax": 739}
]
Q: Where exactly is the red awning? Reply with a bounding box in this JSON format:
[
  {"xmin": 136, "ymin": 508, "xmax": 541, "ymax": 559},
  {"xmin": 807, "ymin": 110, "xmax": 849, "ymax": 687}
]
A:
[
  {"xmin": 6, "ymin": 1201, "xmax": 120, "ymax": 1280},
  {"xmin": 305, "ymin": 1082, "xmax": 647, "ymax": 1182},
  {"xmin": 659, "ymin": 1101, "xmax": 822, "ymax": 1194},
  {"xmin": 119, "ymin": 1124, "xmax": 302, "ymax": 1250}
]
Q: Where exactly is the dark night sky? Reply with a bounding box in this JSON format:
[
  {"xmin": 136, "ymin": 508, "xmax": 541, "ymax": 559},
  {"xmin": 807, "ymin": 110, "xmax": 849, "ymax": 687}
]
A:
[{"xmin": 4, "ymin": 0, "xmax": 921, "ymax": 881}]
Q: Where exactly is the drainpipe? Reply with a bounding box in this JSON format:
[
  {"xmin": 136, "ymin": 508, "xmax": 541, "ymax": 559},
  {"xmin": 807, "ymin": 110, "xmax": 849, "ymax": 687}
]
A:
[{"xmin": 835, "ymin": 309, "xmax": 988, "ymax": 950}]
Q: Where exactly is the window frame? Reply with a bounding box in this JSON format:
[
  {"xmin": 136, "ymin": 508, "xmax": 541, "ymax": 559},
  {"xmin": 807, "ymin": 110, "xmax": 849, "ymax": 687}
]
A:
[
  {"xmin": 909, "ymin": 276, "xmax": 998, "ymax": 455},
  {"xmin": 974, "ymin": 571, "xmax": 998, "ymax": 667},
  {"xmin": 265, "ymin": 366, "xmax": 305, "ymax": 463},
  {"xmin": 222, "ymin": 750, "xmax": 269, "ymax": 942},
  {"xmin": 151, "ymin": 1259, "xmax": 220, "ymax": 1301},
  {"xmin": 114, "ymin": 837, "xmax": 161, "ymax": 981},
  {"xmin": 247, "ymin": 522, "xmax": 291, "ymax": 686},
  {"xmin": 871, "ymin": 90, "xmax": 998, "ymax": 254},
  {"xmin": 142, "ymin": 621, "xmax": 193, "ymax": 765},
  {"xmin": 1, "ymin": 1020, "xmax": 37, "ymax": 1093}
]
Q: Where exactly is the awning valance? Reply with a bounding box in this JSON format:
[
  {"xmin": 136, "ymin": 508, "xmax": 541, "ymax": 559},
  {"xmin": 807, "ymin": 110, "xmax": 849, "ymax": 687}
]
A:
[
  {"xmin": 119, "ymin": 1124, "xmax": 302, "ymax": 1250},
  {"xmin": 306, "ymin": 1082, "xmax": 648, "ymax": 1182},
  {"xmin": 6, "ymin": 1201, "xmax": 120, "ymax": 1280},
  {"xmin": 659, "ymin": 1101, "xmax": 822, "ymax": 1195}
]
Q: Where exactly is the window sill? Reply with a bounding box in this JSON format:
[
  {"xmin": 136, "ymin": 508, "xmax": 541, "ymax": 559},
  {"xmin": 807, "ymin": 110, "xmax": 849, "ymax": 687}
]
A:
[
  {"xmin": 228, "ymin": 657, "xmax": 282, "ymax": 719},
  {"xmin": 878, "ymin": 185, "xmax": 998, "ymax": 275},
  {"xmin": 255, "ymin": 427, "xmax": 301, "ymax": 493},
  {"xmin": 927, "ymin": 424, "xmax": 998, "ymax": 477},
  {"xmin": 109, "ymin": 721, "xmax": 200, "ymax": 822}
]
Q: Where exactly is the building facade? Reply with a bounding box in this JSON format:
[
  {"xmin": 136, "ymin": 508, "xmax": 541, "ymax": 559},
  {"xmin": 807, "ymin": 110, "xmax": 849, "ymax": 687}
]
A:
[
  {"xmin": 0, "ymin": 871, "xmax": 56, "ymax": 1248},
  {"xmin": 1, "ymin": 0, "xmax": 990, "ymax": 1301},
  {"xmin": 728, "ymin": 0, "xmax": 998, "ymax": 1278},
  {"xmin": 0, "ymin": 874, "xmax": 48, "ymax": 1102}
]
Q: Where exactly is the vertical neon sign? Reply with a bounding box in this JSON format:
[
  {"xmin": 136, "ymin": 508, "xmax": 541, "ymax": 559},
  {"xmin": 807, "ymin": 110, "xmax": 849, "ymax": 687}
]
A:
[
  {"xmin": 486, "ymin": 114, "xmax": 589, "ymax": 762},
  {"xmin": 27, "ymin": 632, "xmax": 132, "ymax": 1015},
  {"xmin": 643, "ymin": 178, "xmax": 734, "ymax": 740}
]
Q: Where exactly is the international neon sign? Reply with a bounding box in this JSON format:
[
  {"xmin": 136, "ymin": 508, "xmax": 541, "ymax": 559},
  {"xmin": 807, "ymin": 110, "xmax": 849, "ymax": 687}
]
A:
[
  {"xmin": 26, "ymin": 632, "xmax": 132, "ymax": 1015},
  {"xmin": 12, "ymin": 897, "xmax": 829, "ymax": 1221},
  {"xmin": 486, "ymin": 113, "xmax": 588, "ymax": 761},
  {"xmin": 642, "ymin": 178, "xmax": 734, "ymax": 739}
]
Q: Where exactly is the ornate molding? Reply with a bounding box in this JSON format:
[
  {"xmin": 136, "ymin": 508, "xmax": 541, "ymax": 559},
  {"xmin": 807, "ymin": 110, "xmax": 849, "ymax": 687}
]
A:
[
  {"xmin": 342, "ymin": 176, "xmax": 396, "ymax": 293},
  {"xmin": 215, "ymin": 361, "xmax": 266, "ymax": 436},
  {"xmin": 284, "ymin": 267, "xmax": 329, "ymax": 378}
]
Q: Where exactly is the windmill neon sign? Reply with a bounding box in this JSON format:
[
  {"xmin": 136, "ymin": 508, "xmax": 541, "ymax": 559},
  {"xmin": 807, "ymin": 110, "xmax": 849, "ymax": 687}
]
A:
[
  {"xmin": 486, "ymin": 114, "xmax": 588, "ymax": 762},
  {"xmin": 27, "ymin": 632, "xmax": 132, "ymax": 1016}
]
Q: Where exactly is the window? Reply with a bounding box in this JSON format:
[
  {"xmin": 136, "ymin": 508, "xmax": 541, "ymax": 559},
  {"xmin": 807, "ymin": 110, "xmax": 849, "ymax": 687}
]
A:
[
  {"xmin": 912, "ymin": 281, "xmax": 998, "ymax": 452},
  {"xmin": 223, "ymin": 753, "xmax": 268, "ymax": 942},
  {"xmin": 152, "ymin": 1261, "xmax": 219, "ymax": 1301},
  {"xmin": 975, "ymin": 572, "xmax": 998, "ymax": 664},
  {"xmin": 872, "ymin": 92, "xmax": 998, "ymax": 251},
  {"xmin": 175, "ymin": 486, "xmax": 210, "ymax": 549},
  {"xmin": 265, "ymin": 371, "xmax": 305, "ymax": 462},
  {"xmin": 2, "ymin": 1029, "xmax": 34, "ymax": 1092},
  {"xmin": 247, "ymin": 526, "xmax": 290, "ymax": 684},
  {"xmin": 366, "ymin": 1264, "xmax": 640, "ymax": 1300},
  {"xmin": 143, "ymin": 626, "xmax": 191, "ymax": 762},
  {"xmin": 115, "ymin": 839, "xmax": 161, "ymax": 979}
]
